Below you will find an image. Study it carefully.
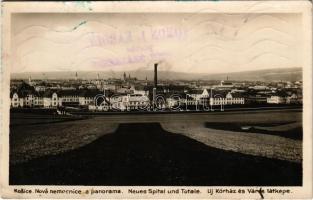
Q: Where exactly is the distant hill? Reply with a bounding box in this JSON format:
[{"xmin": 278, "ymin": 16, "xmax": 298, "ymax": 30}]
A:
[
  {"xmin": 198, "ymin": 67, "xmax": 302, "ymax": 82},
  {"xmin": 11, "ymin": 67, "xmax": 302, "ymax": 82}
]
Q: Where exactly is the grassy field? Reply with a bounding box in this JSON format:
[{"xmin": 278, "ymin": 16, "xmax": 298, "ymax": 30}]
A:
[
  {"xmin": 9, "ymin": 109, "xmax": 303, "ymax": 185},
  {"xmin": 10, "ymin": 114, "xmax": 117, "ymax": 164}
]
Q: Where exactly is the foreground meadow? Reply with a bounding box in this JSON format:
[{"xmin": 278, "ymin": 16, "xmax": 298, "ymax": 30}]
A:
[{"xmin": 9, "ymin": 109, "xmax": 302, "ymax": 185}]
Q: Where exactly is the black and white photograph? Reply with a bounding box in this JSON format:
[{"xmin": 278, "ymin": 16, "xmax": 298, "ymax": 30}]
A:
[{"xmin": 1, "ymin": 1, "xmax": 312, "ymax": 199}]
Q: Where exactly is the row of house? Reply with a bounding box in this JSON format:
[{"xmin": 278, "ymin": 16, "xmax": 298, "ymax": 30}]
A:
[
  {"xmin": 267, "ymin": 93, "xmax": 301, "ymax": 104},
  {"xmin": 89, "ymin": 94, "xmax": 150, "ymax": 111},
  {"xmin": 11, "ymin": 82, "xmax": 301, "ymax": 112},
  {"xmin": 10, "ymin": 82, "xmax": 101, "ymax": 108},
  {"xmin": 10, "ymin": 83, "xmax": 246, "ymax": 111},
  {"xmin": 89, "ymin": 88, "xmax": 245, "ymax": 111}
]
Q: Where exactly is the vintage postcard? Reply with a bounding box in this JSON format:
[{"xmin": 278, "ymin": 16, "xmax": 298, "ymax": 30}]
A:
[{"xmin": 0, "ymin": 1, "xmax": 312, "ymax": 199}]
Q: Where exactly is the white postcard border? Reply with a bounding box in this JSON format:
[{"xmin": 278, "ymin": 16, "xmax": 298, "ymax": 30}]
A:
[{"xmin": 0, "ymin": 1, "xmax": 312, "ymax": 199}]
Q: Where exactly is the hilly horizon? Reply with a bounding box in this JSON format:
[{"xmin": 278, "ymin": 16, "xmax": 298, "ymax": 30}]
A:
[{"xmin": 11, "ymin": 67, "xmax": 302, "ymax": 82}]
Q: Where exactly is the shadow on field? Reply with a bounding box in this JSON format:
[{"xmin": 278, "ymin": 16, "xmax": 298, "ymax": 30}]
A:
[
  {"xmin": 205, "ymin": 122, "xmax": 302, "ymax": 140},
  {"xmin": 10, "ymin": 123, "xmax": 302, "ymax": 186}
]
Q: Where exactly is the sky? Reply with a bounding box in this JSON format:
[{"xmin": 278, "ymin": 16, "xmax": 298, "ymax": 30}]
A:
[{"xmin": 12, "ymin": 13, "xmax": 302, "ymax": 74}]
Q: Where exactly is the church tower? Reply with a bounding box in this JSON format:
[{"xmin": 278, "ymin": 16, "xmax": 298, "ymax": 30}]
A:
[
  {"xmin": 28, "ymin": 76, "xmax": 32, "ymax": 85},
  {"xmin": 123, "ymin": 72, "xmax": 126, "ymax": 81}
]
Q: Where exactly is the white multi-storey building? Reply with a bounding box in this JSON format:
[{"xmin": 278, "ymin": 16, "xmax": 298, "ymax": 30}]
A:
[
  {"xmin": 267, "ymin": 96, "xmax": 286, "ymax": 104},
  {"xmin": 11, "ymin": 86, "xmax": 102, "ymax": 108}
]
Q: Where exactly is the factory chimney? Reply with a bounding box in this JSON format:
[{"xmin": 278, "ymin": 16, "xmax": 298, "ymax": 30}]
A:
[
  {"xmin": 154, "ymin": 63, "xmax": 158, "ymax": 88},
  {"xmin": 152, "ymin": 63, "xmax": 158, "ymax": 111}
]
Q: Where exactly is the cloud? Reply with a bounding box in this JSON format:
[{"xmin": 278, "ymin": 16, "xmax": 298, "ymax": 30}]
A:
[{"xmin": 12, "ymin": 13, "xmax": 302, "ymax": 73}]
